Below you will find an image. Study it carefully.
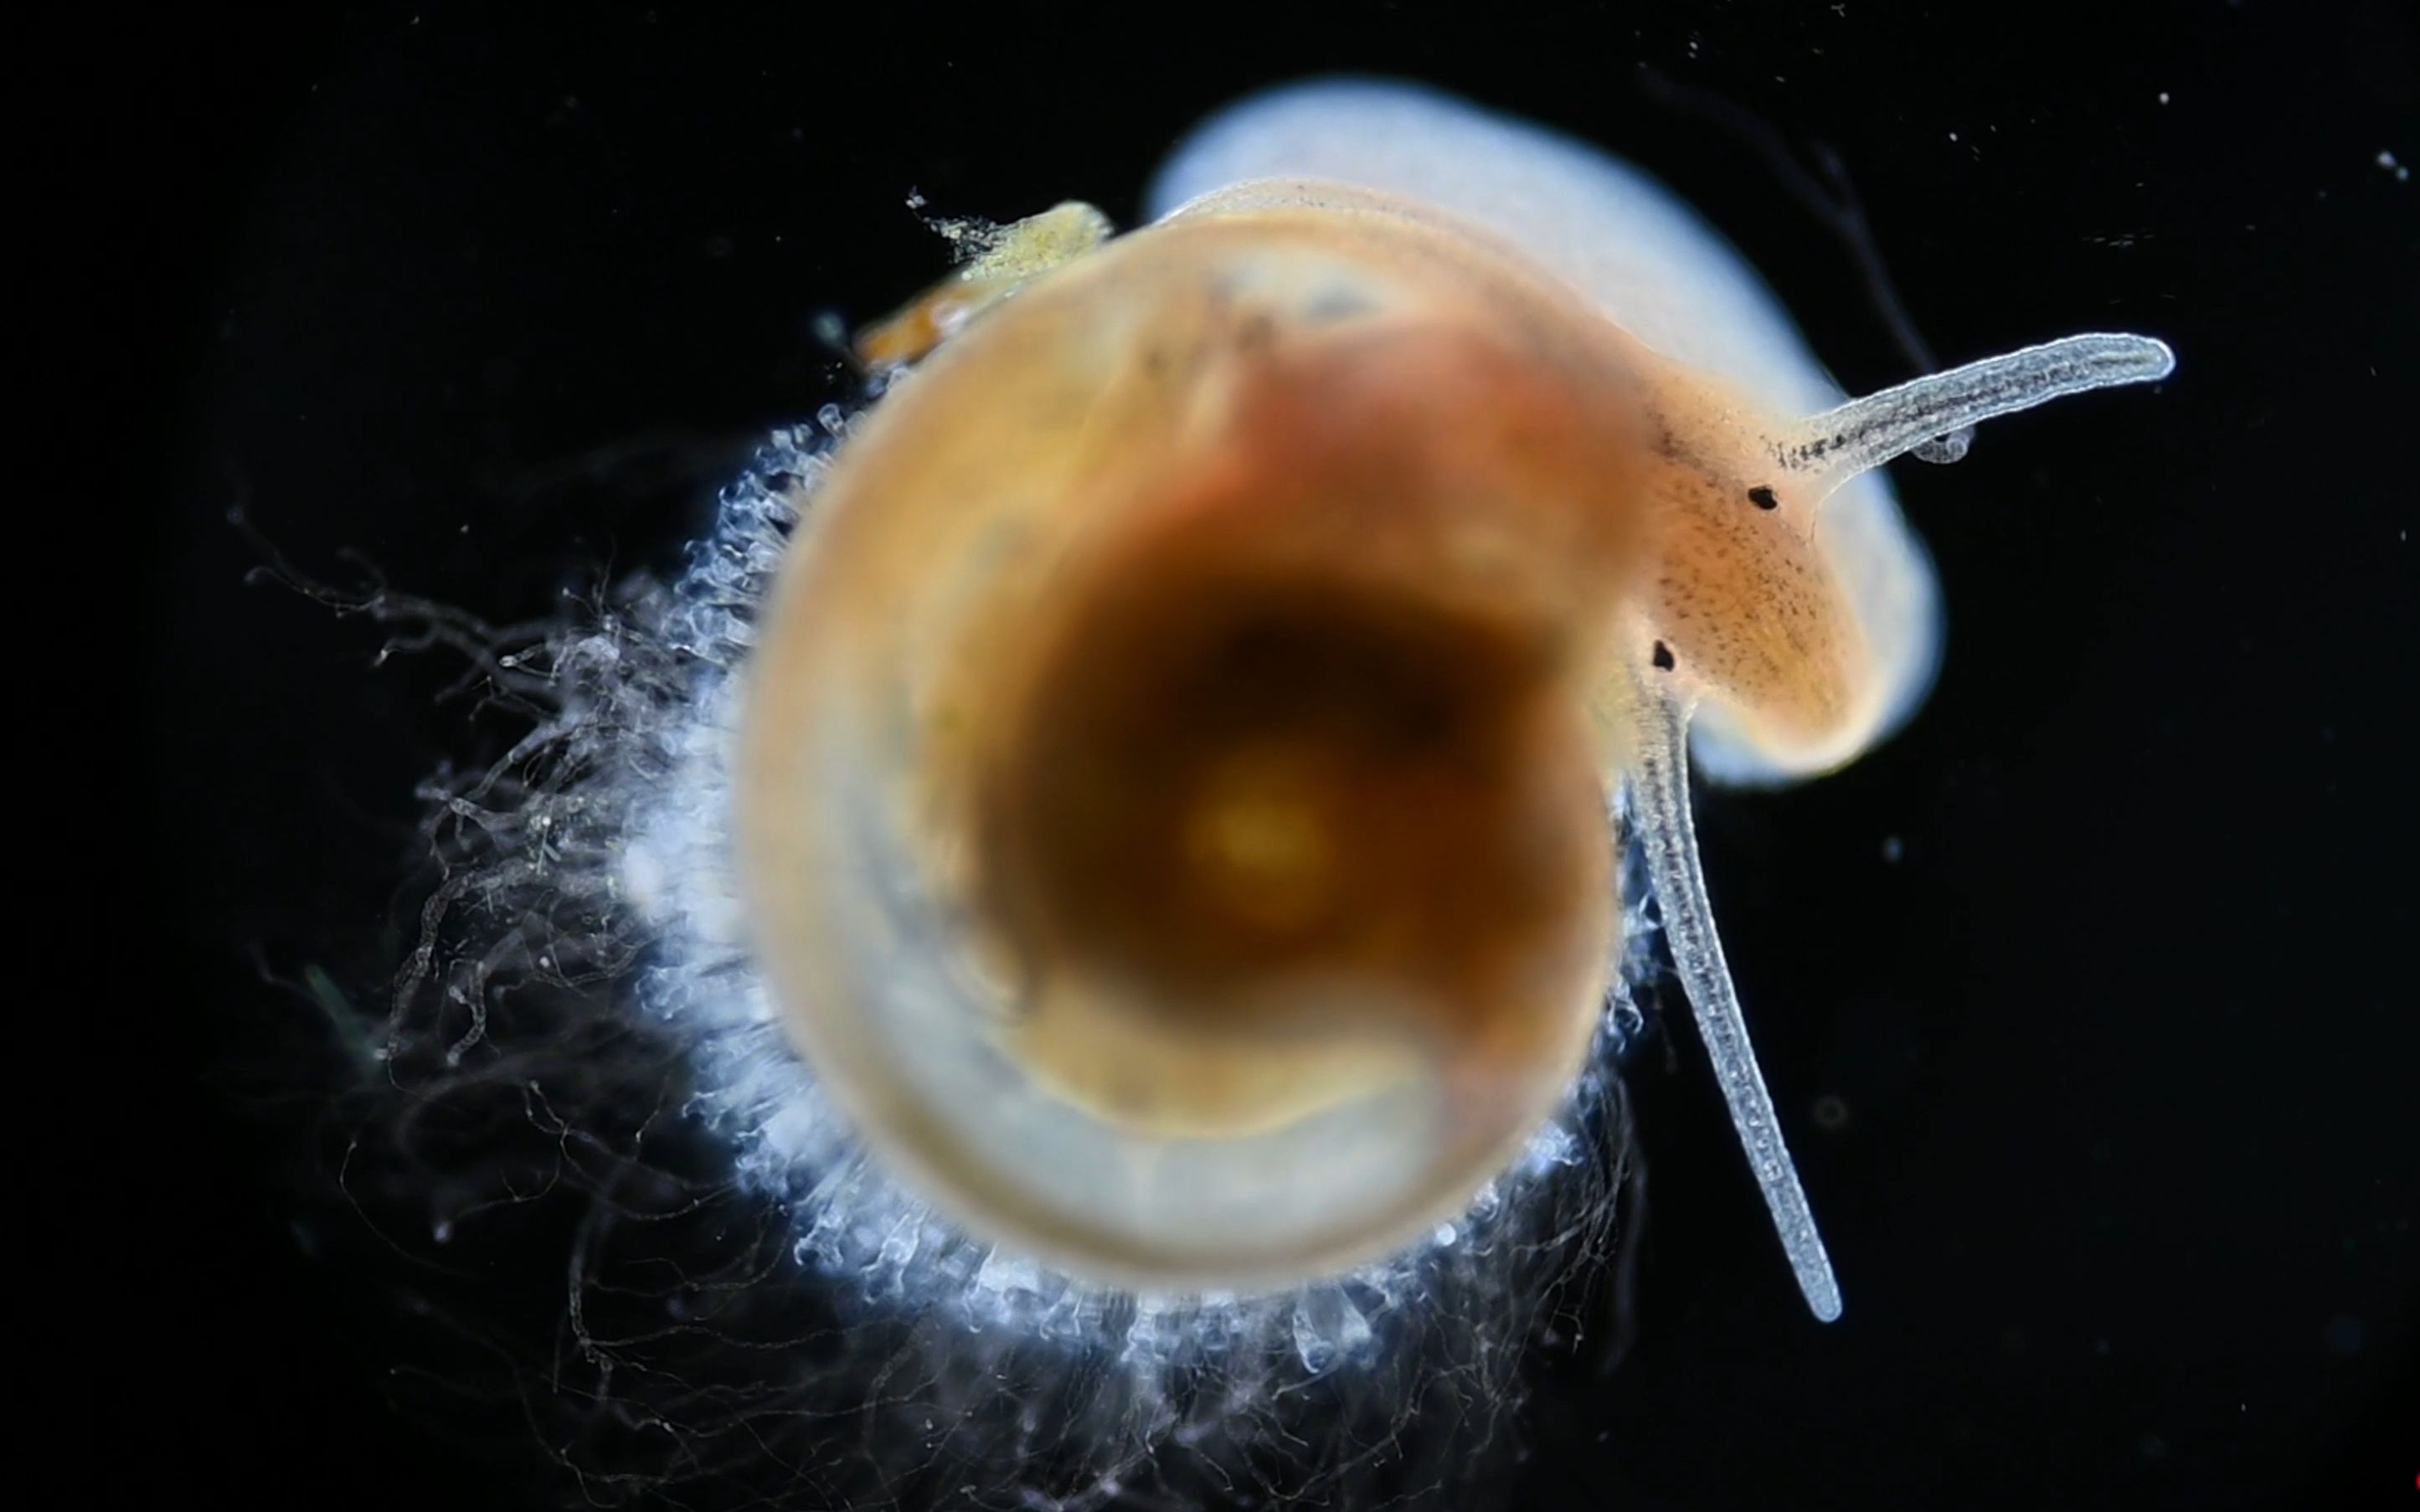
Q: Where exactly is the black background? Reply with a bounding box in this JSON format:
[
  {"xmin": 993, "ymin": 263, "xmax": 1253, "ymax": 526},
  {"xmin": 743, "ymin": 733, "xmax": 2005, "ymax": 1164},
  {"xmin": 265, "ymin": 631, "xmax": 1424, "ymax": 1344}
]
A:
[{"xmin": 92, "ymin": 2, "xmax": 2417, "ymax": 1508}]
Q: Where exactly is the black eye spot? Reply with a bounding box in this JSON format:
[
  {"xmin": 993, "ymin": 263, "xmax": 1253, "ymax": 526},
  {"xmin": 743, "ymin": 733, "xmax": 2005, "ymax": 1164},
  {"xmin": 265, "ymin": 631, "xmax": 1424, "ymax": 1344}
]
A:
[
  {"xmin": 1651, "ymin": 640, "xmax": 1676, "ymax": 671},
  {"xmin": 1748, "ymin": 485, "xmax": 1780, "ymax": 511}
]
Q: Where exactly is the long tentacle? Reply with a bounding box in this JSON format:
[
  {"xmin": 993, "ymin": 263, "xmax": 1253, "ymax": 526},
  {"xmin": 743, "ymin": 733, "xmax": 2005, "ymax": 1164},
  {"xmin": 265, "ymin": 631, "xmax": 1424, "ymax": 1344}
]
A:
[
  {"xmin": 1630, "ymin": 679, "xmax": 1843, "ymax": 1322},
  {"xmin": 1773, "ymin": 332, "xmax": 2175, "ymax": 483}
]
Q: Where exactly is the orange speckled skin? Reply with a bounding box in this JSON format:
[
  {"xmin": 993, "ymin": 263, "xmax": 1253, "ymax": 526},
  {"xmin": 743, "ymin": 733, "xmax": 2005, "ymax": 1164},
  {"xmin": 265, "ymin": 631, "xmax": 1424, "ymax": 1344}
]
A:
[{"xmin": 737, "ymin": 183, "xmax": 1877, "ymax": 1277}]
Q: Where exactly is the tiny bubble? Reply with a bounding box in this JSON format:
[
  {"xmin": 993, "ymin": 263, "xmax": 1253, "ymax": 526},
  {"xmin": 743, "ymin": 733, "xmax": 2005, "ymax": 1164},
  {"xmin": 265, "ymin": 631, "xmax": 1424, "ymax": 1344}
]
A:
[
  {"xmin": 1881, "ymin": 835, "xmax": 1904, "ymax": 863},
  {"xmin": 2321, "ymin": 1313, "xmax": 2365, "ymax": 1355}
]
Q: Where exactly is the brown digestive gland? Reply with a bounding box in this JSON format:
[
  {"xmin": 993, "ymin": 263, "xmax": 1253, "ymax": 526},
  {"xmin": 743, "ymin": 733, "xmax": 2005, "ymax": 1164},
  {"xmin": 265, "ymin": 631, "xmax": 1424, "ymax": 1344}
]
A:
[{"xmin": 949, "ymin": 319, "xmax": 1637, "ymax": 1138}]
